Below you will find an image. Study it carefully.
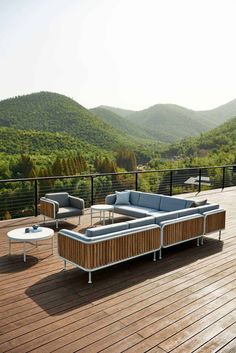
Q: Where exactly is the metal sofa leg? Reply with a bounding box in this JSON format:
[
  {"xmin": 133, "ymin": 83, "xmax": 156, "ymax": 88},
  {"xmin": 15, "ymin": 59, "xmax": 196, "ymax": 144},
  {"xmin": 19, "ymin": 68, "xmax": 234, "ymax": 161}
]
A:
[
  {"xmin": 201, "ymin": 236, "xmax": 204, "ymax": 245},
  {"xmin": 63, "ymin": 260, "xmax": 67, "ymax": 270},
  {"xmin": 219, "ymin": 230, "xmax": 222, "ymax": 240},
  {"xmin": 159, "ymin": 248, "xmax": 162, "ymax": 260},
  {"xmin": 78, "ymin": 216, "xmax": 80, "ymax": 225},
  {"xmin": 88, "ymin": 271, "xmax": 92, "ymax": 284},
  {"xmin": 56, "ymin": 219, "xmax": 58, "ymax": 228},
  {"xmin": 197, "ymin": 238, "xmax": 200, "ymax": 247},
  {"xmin": 153, "ymin": 251, "xmax": 157, "ymax": 262}
]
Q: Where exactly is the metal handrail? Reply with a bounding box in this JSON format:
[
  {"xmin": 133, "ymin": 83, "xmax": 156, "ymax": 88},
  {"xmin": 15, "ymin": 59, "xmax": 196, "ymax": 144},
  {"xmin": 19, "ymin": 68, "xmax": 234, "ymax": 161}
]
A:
[{"xmin": 0, "ymin": 164, "xmax": 235, "ymax": 220}]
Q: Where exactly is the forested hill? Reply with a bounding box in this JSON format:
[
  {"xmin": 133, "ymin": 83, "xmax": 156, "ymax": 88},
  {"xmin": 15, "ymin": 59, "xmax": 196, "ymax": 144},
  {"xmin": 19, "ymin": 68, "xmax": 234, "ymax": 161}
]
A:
[
  {"xmin": 0, "ymin": 92, "xmax": 148, "ymax": 151},
  {"xmin": 162, "ymin": 116, "xmax": 236, "ymax": 165},
  {"xmin": 90, "ymin": 106, "xmax": 152, "ymax": 140},
  {"xmin": 125, "ymin": 104, "xmax": 212, "ymax": 142}
]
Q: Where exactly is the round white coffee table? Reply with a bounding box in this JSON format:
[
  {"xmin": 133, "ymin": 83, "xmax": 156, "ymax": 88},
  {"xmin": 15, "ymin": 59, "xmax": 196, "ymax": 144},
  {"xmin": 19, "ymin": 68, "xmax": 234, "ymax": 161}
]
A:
[
  {"xmin": 7, "ymin": 226, "xmax": 54, "ymax": 262},
  {"xmin": 90, "ymin": 204, "xmax": 114, "ymax": 225}
]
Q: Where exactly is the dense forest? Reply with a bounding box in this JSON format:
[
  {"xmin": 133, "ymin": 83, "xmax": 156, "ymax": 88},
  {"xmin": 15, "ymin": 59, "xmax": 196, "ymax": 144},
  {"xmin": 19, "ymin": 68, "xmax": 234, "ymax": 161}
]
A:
[{"xmin": 1, "ymin": 91, "xmax": 236, "ymax": 220}]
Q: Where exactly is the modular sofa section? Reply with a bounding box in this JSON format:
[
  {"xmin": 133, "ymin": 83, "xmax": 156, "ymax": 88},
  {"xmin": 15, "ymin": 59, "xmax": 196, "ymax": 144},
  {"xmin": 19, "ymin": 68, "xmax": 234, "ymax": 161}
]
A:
[
  {"xmin": 58, "ymin": 224, "xmax": 161, "ymax": 279},
  {"xmin": 160, "ymin": 214, "xmax": 204, "ymax": 248}
]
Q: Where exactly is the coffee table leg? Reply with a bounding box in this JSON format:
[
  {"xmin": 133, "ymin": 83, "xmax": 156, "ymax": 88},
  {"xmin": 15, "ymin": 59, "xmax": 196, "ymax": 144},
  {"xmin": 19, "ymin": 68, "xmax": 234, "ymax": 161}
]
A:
[
  {"xmin": 103, "ymin": 210, "xmax": 105, "ymax": 225},
  {"xmin": 23, "ymin": 242, "xmax": 26, "ymax": 262},
  {"xmin": 90, "ymin": 208, "xmax": 93, "ymax": 226},
  {"xmin": 9, "ymin": 239, "xmax": 11, "ymax": 255}
]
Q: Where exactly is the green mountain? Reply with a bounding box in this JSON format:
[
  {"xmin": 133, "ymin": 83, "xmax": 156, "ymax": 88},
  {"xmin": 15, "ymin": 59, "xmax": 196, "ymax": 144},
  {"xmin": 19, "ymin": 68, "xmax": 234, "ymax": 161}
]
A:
[
  {"xmin": 103, "ymin": 99, "xmax": 236, "ymax": 143},
  {"xmin": 90, "ymin": 106, "xmax": 152, "ymax": 140},
  {"xmin": 197, "ymin": 98, "xmax": 236, "ymax": 125},
  {"xmin": 125, "ymin": 104, "xmax": 211, "ymax": 142},
  {"xmin": 0, "ymin": 92, "xmax": 145, "ymax": 151},
  {"xmin": 162, "ymin": 115, "xmax": 236, "ymax": 166},
  {"xmin": 99, "ymin": 105, "xmax": 135, "ymax": 118}
]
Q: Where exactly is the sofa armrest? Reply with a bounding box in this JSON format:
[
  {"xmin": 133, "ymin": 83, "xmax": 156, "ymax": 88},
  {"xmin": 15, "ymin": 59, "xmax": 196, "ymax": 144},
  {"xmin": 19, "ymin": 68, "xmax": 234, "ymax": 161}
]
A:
[
  {"xmin": 105, "ymin": 194, "xmax": 116, "ymax": 205},
  {"xmin": 40, "ymin": 197, "xmax": 59, "ymax": 218},
  {"xmin": 203, "ymin": 208, "xmax": 226, "ymax": 234},
  {"xmin": 68, "ymin": 195, "xmax": 84, "ymax": 211}
]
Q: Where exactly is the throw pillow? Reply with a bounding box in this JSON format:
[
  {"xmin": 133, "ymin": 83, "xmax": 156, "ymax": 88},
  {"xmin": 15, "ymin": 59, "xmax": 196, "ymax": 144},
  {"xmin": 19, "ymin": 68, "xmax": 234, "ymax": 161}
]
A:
[
  {"xmin": 115, "ymin": 191, "xmax": 130, "ymax": 205},
  {"xmin": 190, "ymin": 199, "xmax": 207, "ymax": 207}
]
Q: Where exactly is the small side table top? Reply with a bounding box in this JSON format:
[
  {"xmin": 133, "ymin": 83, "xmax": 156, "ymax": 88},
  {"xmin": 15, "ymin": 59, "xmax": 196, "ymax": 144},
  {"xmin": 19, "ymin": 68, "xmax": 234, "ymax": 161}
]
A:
[
  {"xmin": 7, "ymin": 226, "xmax": 54, "ymax": 262},
  {"xmin": 7, "ymin": 226, "xmax": 54, "ymax": 241},
  {"xmin": 91, "ymin": 204, "xmax": 114, "ymax": 211}
]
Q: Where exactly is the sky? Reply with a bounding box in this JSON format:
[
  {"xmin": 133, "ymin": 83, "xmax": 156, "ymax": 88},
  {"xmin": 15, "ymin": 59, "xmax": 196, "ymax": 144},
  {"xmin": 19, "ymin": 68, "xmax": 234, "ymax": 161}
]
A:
[{"xmin": 1, "ymin": 0, "xmax": 236, "ymax": 111}]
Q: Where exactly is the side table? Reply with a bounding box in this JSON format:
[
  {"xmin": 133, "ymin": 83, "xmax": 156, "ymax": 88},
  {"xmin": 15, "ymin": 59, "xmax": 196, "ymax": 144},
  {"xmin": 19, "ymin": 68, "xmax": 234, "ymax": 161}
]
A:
[{"xmin": 90, "ymin": 204, "xmax": 114, "ymax": 226}]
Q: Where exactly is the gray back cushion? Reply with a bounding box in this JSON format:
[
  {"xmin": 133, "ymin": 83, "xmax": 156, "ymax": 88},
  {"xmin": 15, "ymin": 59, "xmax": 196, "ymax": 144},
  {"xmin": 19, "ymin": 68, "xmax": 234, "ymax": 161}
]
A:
[
  {"xmin": 196, "ymin": 203, "xmax": 219, "ymax": 214},
  {"xmin": 127, "ymin": 216, "xmax": 155, "ymax": 229},
  {"xmin": 85, "ymin": 222, "xmax": 129, "ymax": 237},
  {"xmin": 129, "ymin": 190, "xmax": 142, "ymax": 205},
  {"xmin": 159, "ymin": 196, "xmax": 187, "ymax": 211},
  {"xmin": 45, "ymin": 192, "xmax": 69, "ymax": 207},
  {"xmin": 154, "ymin": 211, "xmax": 178, "ymax": 224},
  {"xmin": 178, "ymin": 208, "xmax": 199, "ymax": 217},
  {"xmin": 138, "ymin": 192, "xmax": 161, "ymax": 210}
]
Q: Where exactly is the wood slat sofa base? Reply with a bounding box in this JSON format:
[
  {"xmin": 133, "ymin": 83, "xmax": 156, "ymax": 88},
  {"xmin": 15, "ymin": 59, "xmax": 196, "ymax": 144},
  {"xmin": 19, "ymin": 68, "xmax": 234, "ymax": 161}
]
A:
[
  {"xmin": 205, "ymin": 210, "xmax": 226, "ymax": 234},
  {"xmin": 162, "ymin": 216, "xmax": 204, "ymax": 247},
  {"xmin": 58, "ymin": 227, "xmax": 161, "ymax": 270}
]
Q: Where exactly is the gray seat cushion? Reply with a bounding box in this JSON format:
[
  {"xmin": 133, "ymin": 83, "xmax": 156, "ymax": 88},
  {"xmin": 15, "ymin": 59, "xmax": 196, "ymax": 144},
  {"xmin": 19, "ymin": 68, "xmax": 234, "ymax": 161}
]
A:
[
  {"xmin": 56, "ymin": 206, "xmax": 83, "ymax": 218},
  {"xmin": 114, "ymin": 205, "xmax": 156, "ymax": 218},
  {"xmin": 57, "ymin": 206, "xmax": 83, "ymax": 218}
]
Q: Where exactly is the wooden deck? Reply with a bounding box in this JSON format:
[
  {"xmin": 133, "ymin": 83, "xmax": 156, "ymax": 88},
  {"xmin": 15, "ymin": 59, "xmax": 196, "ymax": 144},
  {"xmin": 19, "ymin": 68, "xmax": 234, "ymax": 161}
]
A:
[{"xmin": 0, "ymin": 187, "xmax": 236, "ymax": 353}]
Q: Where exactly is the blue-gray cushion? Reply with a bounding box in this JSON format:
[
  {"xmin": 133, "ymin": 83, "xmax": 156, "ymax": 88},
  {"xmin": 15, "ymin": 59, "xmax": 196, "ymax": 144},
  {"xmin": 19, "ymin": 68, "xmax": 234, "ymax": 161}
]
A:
[
  {"xmin": 105, "ymin": 194, "xmax": 116, "ymax": 205},
  {"xmin": 114, "ymin": 205, "xmax": 151, "ymax": 218},
  {"xmin": 178, "ymin": 208, "xmax": 199, "ymax": 217},
  {"xmin": 128, "ymin": 190, "xmax": 142, "ymax": 205},
  {"xmin": 85, "ymin": 222, "xmax": 129, "ymax": 237},
  {"xmin": 138, "ymin": 192, "xmax": 161, "ymax": 210},
  {"xmin": 57, "ymin": 206, "xmax": 83, "ymax": 218},
  {"xmin": 115, "ymin": 191, "xmax": 130, "ymax": 205},
  {"xmin": 196, "ymin": 203, "xmax": 219, "ymax": 214},
  {"xmin": 45, "ymin": 192, "xmax": 69, "ymax": 207},
  {"xmin": 154, "ymin": 211, "xmax": 179, "ymax": 224},
  {"xmin": 127, "ymin": 216, "xmax": 155, "ymax": 229},
  {"xmin": 159, "ymin": 196, "xmax": 187, "ymax": 211}
]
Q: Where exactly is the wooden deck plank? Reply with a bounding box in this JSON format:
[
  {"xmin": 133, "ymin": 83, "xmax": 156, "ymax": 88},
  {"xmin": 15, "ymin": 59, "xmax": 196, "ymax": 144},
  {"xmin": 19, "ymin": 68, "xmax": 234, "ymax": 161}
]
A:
[{"xmin": 0, "ymin": 187, "xmax": 236, "ymax": 353}]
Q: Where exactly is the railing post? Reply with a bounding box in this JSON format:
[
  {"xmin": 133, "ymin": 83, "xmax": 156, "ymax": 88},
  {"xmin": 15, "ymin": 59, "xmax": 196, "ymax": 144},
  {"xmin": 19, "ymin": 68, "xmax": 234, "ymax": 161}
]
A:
[
  {"xmin": 222, "ymin": 167, "xmax": 226, "ymax": 190},
  {"xmin": 198, "ymin": 168, "xmax": 202, "ymax": 193},
  {"xmin": 170, "ymin": 170, "xmax": 173, "ymax": 196},
  {"xmin": 91, "ymin": 176, "xmax": 94, "ymax": 206},
  {"xmin": 135, "ymin": 172, "xmax": 138, "ymax": 191},
  {"xmin": 34, "ymin": 179, "xmax": 38, "ymax": 217}
]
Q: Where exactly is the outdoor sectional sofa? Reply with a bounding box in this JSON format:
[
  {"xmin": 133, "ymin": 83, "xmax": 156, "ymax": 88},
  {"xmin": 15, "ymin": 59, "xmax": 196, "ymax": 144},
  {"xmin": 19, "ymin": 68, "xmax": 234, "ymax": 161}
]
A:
[{"xmin": 58, "ymin": 190, "xmax": 226, "ymax": 283}]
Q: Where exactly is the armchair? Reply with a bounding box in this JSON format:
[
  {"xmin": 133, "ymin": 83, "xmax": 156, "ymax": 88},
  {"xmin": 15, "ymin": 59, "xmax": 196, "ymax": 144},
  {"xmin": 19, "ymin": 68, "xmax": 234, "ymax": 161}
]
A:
[{"xmin": 40, "ymin": 192, "xmax": 84, "ymax": 228}]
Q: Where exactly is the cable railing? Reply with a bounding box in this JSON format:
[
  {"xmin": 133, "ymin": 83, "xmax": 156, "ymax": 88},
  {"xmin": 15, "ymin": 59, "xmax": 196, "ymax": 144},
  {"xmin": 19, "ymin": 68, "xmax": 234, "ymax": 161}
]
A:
[{"xmin": 0, "ymin": 164, "xmax": 236, "ymax": 221}]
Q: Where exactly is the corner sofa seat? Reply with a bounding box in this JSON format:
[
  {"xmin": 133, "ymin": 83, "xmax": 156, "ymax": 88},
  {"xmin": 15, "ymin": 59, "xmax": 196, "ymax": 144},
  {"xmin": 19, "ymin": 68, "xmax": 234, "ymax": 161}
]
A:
[{"xmin": 58, "ymin": 190, "xmax": 225, "ymax": 284}]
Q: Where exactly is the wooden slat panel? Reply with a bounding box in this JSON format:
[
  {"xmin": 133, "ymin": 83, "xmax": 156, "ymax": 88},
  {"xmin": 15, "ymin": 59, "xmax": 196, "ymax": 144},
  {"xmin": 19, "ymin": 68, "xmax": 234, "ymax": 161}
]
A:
[
  {"xmin": 205, "ymin": 210, "xmax": 226, "ymax": 234},
  {"xmin": 163, "ymin": 217, "xmax": 204, "ymax": 246},
  {"xmin": 58, "ymin": 227, "xmax": 161, "ymax": 270},
  {"xmin": 40, "ymin": 200, "xmax": 54, "ymax": 218}
]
